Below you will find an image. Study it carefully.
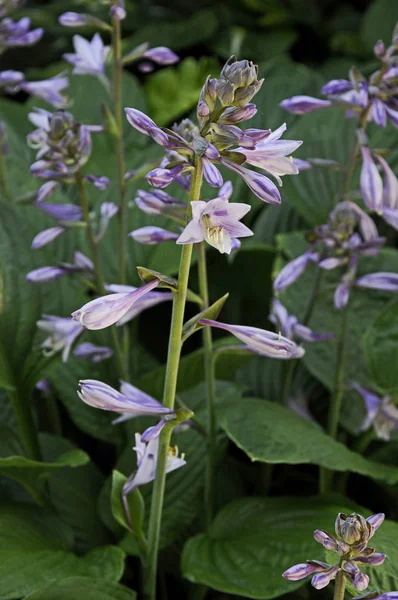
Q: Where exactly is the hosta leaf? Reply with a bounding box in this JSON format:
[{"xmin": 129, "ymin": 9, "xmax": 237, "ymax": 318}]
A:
[
  {"xmin": 364, "ymin": 300, "xmax": 398, "ymax": 394},
  {"xmin": 24, "ymin": 577, "xmax": 136, "ymax": 600}
]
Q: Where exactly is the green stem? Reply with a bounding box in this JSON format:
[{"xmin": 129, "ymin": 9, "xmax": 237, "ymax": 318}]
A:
[
  {"xmin": 320, "ymin": 302, "xmax": 350, "ymax": 493},
  {"xmin": 333, "ymin": 570, "xmax": 346, "ymax": 600},
  {"xmin": 75, "ymin": 171, "xmax": 127, "ymax": 378},
  {"xmin": 111, "ymin": 17, "xmax": 127, "ymax": 285},
  {"xmin": 0, "ymin": 147, "xmax": 11, "ymax": 201},
  {"xmin": 145, "ymin": 158, "xmax": 203, "ymax": 600},
  {"xmin": 8, "ymin": 389, "xmax": 41, "ymax": 460},
  {"xmin": 197, "ymin": 242, "xmax": 216, "ymax": 527}
]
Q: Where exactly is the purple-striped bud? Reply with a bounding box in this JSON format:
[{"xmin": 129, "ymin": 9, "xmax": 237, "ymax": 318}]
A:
[
  {"xmin": 311, "ymin": 566, "xmax": 339, "ymax": 590},
  {"xmin": 36, "ymin": 181, "xmax": 59, "ymax": 203},
  {"xmin": 203, "ymin": 157, "xmax": 223, "ymax": 187},
  {"xmin": 220, "ymin": 158, "xmax": 281, "ymax": 204},
  {"xmin": 376, "ymin": 155, "xmax": 398, "ymax": 209},
  {"xmin": 282, "ymin": 563, "xmax": 323, "ymax": 581},
  {"xmin": 372, "ymin": 99, "xmax": 387, "ymax": 128},
  {"xmin": 143, "ymin": 46, "xmax": 179, "ymax": 65},
  {"xmin": 73, "ymin": 342, "xmax": 113, "ymax": 363},
  {"xmin": 129, "ymin": 226, "xmax": 178, "ymax": 245},
  {"xmin": 280, "ymin": 95, "xmax": 331, "ymax": 114},
  {"xmin": 356, "ymin": 553, "xmax": 386, "ymax": 566},
  {"xmin": 59, "ymin": 12, "xmax": 110, "ymax": 30},
  {"xmin": 314, "ymin": 530, "xmax": 338, "ymax": 551},
  {"xmin": 134, "ymin": 189, "xmax": 186, "ymax": 219},
  {"xmin": 353, "ymin": 573, "xmax": 370, "ymax": 591},
  {"xmin": 360, "ymin": 147, "xmax": 383, "ymax": 213},
  {"xmin": 84, "ymin": 175, "xmax": 109, "ymax": 190},
  {"xmin": 274, "ymin": 251, "xmax": 318, "ymax": 292},
  {"xmin": 74, "ymin": 251, "xmax": 94, "ymax": 271},
  {"xmin": 321, "ymin": 79, "xmax": 352, "ymax": 95},
  {"xmin": 146, "ymin": 164, "xmax": 185, "ymax": 188},
  {"xmin": 31, "ymin": 226, "xmax": 65, "ymax": 249},
  {"xmin": 124, "ymin": 108, "xmax": 169, "ymax": 146},
  {"xmin": 34, "ymin": 202, "xmax": 82, "ymax": 222},
  {"xmin": 72, "ymin": 279, "xmax": 160, "ymax": 330},
  {"xmin": 335, "ymin": 282, "xmax": 350, "ymax": 309},
  {"xmin": 26, "ymin": 266, "xmax": 66, "ymax": 283},
  {"xmin": 367, "ymin": 513, "xmax": 385, "ymax": 537},
  {"xmin": 218, "ymin": 103, "xmax": 257, "ymax": 124},
  {"xmin": 356, "ymin": 273, "xmax": 398, "ymax": 292}
]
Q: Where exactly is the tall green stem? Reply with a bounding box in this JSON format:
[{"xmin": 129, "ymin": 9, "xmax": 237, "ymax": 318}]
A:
[
  {"xmin": 111, "ymin": 18, "xmax": 127, "ymax": 284},
  {"xmin": 197, "ymin": 242, "xmax": 216, "ymax": 527},
  {"xmin": 0, "ymin": 148, "xmax": 11, "ymax": 201},
  {"xmin": 75, "ymin": 170, "xmax": 127, "ymax": 378},
  {"xmin": 333, "ymin": 570, "xmax": 346, "ymax": 600},
  {"xmin": 145, "ymin": 158, "xmax": 203, "ymax": 600},
  {"xmin": 320, "ymin": 302, "xmax": 350, "ymax": 493},
  {"xmin": 8, "ymin": 389, "xmax": 41, "ymax": 460}
]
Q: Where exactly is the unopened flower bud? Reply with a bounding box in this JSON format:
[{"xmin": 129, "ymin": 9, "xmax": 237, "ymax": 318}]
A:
[
  {"xmin": 49, "ymin": 111, "xmax": 72, "ymax": 140},
  {"xmin": 335, "ymin": 513, "xmax": 370, "ymax": 546},
  {"xmin": 216, "ymin": 56, "xmax": 263, "ymax": 107},
  {"xmin": 374, "ymin": 40, "xmax": 385, "ymax": 58}
]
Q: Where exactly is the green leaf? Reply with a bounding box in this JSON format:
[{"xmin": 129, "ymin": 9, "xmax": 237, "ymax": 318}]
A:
[
  {"xmin": 0, "ymin": 503, "xmax": 125, "ymax": 600},
  {"xmin": 361, "ymin": 0, "xmax": 398, "ymax": 52},
  {"xmin": 181, "ymin": 496, "xmax": 358, "ymax": 599},
  {"xmin": 182, "ymin": 293, "xmax": 229, "ymax": 342},
  {"xmin": 111, "ymin": 470, "xmax": 145, "ymax": 537},
  {"xmin": 220, "ymin": 398, "xmax": 398, "ymax": 484},
  {"xmin": 24, "ymin": 577, "xmax": 136, "ymax": 600},
  {"xmin": 0, "ymin": 428, "xmax": 88, "ymax": 504},
  {"xmin": 364, "ymin": 300, "xmax": 398, "ymax": 394}
]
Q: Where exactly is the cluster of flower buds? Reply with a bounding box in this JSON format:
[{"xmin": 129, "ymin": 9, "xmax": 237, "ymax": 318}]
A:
[
  {"xmin": 0, "ymin": 0, "xmax": 43, "ymax": 53},
  {"xmin": 352, "ymin": 383, "xmax": 398, "ymax": 441},
  {"xmin": 280, "ymin": 22, "xmax": 398, "ymax": 128},
  {"xmin": 125, "ymin": 56, "xmax": 302, "ymax": 204},
  {"xmin": 274, "ymin": 201, "xmax": 398, "ymax": 309},
  {"xmin": 283, "ymin": 512, "xmax": 386, "ymax": 592}
]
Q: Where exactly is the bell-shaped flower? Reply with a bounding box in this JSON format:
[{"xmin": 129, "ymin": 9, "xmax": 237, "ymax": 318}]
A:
[
  {"xmin": 37, "ymin": 315, "xmax": 83, "ymax": 362},
  {"xmin": 72, "ymin": 279, "xmax": 160, "ymax": 330},
  {"xmin": 105, "ymin": 284, "xmax": 173, "ymax": 326},
  {"xmin": 20, "ymin": 74, "xmax": 69, "ymax": 108},
  {"xmin": 177, "ymin": 197, "xmax": 252, "ymax": 254},
  {"xmin": 78, "ymin": 380, "xmax": 176, "ymax": 440},
  {"xmin": 122, "ymin": 434, "xmax": 186, "ymax": 500},
  {"xmin": 352, "ymin": 383, "xmax": 398, "ymax": 441},
  {"xmin": 73, "ymin": 342, "xmax": 113, "ymax": 363},
  {"xmin": 64, "ymin": 34, "xmax": 110, "ymax": 83},
  {"xmin": 199, "ymin": 318, "xmax": 304, "ymax": 359}
]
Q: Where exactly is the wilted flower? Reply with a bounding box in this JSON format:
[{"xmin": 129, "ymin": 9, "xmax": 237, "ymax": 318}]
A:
[
  {"xmin": 73, "ymin": 342, "xmax": 113, "ymax": 363},
  {"xmin": 72, "ymin": 280, "xmax": 160, "ymax": 330},
  {"xmin": 177, "ymin": 196, "xmax": 252, "ymax": 254},
  {"xmin": 37, "ymin": 315, "xmax": 84, "ymax": 362},
  {"xmin": 352, "ymin": 383, "xmax": 398, "ymax": 440},
  {"xmin": 78, "ymin": 379, "xmax": 176, "ymax": 440},
  {"xmin": 64, "ymin": 34, "xmax": 110, "ymax": 85},
  {"xmin": 269, "ymin": 299, "xmax": 333, "ymax": 342},
  {"xmin": 199, "ymin": 318, "xmax": 305, "ymax": 359},
  {"xmin": 283, "ymin": 511, "xmax": 386, "ymax": 591}
]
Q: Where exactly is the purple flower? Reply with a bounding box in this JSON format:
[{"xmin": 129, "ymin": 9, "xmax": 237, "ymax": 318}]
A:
[
  {"xmin": 73, "ymin": 343, "xmax": 113, "ymax": 363},
  {"xmin": 218, "ymin": 104, "xmax": 257, "ymax": 124},
  {"xmin": 122, "ymin": 434, "xmax": 186, "ymax": 501},
  {"xmin": 101, "ymin": 202, "xmax": 118, "ymax": 219},
  {"xmin": 134, "ymin": 189, "xmax": 186, "ymax": 220},
  {"xmin": 34, "ymin": 201, "xmax": 82, "ymax": 222},
  {"xmin": 220, "ymin": 158, "xmax": 281, "ymax": 204},
  {"xmin": 360, "ymin": 147, "xmax": 383, "ymax": 213},
  {"xmin": 124, "ymin": 108, "xmax": 170, "ymax": 147},
  {"xmin": 31, "ymin": 226, "xmax": 65, "ymax": 249},
  {"xmin": 105, "ymin": 284, "xmax": 173, "ymax": 326},
  {"xmin": 64, "ymin": 34, "xmax": 110, "ymax": 82},
  {"xmin": 177, "ymin": 196, "xmax": 252, "ymax": 254},
  {"xmin": 0, "ymin": 17, "xmax": 43, "ymax": 50},
  {"xmin": 321, "ymin": 79, "xmax": 353, "ymax": 95},
  {"xmin": 280, "ymin": 96, "xmax": 332, "ymax": 114},
  {"xmin": 36, "ymin": 181, "xmax": 59, "ymax": 203},
  {"xmin": 274, "ymin": 250, "xmax": 319, "ymax": 292},
  {"xmin": 84, "ymin": 174, "xmax": 109, "ymax": 190},
  {"xmin": 282, "ymin": 562, "xmax": 326, "ymax": 581},
  {"xmin": 142, "ymin": 46, "xmax": 178, "ymax": 65},
  {"xmin": 355, "ymin": 272, "xmax": 398, "ymax": 292},
  {"xmin": 270, "ymin": 299, "xmax": 333, "ymax": 342},
  {"xmin": 129, "ymin": 226, "xmax": 179, "ymax": 245},
  {"xmin": 352, "ymin": 595, "xmax": 398, "ymax": 600},
  {"xmin": 20, "ymin": 74, "xmax": 69, "ymax": 108},
  {"xmin": 0, "ymin": 69, "xmax": 24, "ymax": 87},
  {"xmin": 59, "ymin": 12, "xmax": 111, "ymax": 30},
  {"xmin": 37, "ymin": 315, "xmax": 83, "ymax": 362},
  {"xmin": 109, "ymin": 1, "xmax": 126, "ymax": 20},
  {"xmin": 311, "ymin": 565, "xmax": 339, "ymax": 590},
  {"xmin": 199, "ymin": 318, "xmax": 305, "ymax": 359},
  {"xmin": 146, "ymin": 164, "xmax": 187, "ymax": 188},
  {"xmin": 26, "ymin": 266, "xmax": 67, "ymax": 284},
  {"xmin": 352, "ymin": 383, "xmax": 398, "ymax": 441},
  {"xmin": 72, "ymin": 280, "xmax": 160, "ymax": 330}
]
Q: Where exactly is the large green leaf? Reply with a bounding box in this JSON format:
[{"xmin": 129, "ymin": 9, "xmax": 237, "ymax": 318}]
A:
[
  {"xmin": 220, "ymin": 398, "xmax": 398, "ymax": 484},
  {"xmin": 0, "ymin": 427, "xmax": 88, "ymax": 504},
  {"xmin": 364, "ymin": 300, "xmax": 398, "ymax": 394},
  {"xmin": 0, "ymin": 504, "xmax": 125, "ymax": 599},
  {"xmin": 24, "ymin": 577, "xmax": 136, "ymax": 600},
  {"xmin": 181, "ymin": 497, "xmax": 356, "ymax": 599}
]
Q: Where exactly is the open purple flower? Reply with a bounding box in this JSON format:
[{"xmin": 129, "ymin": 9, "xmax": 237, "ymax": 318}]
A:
[
  {"xmin": 72, "ymin": 280, "xmax": 160, "ymax": 330},
  {"xmin": 64, "ymin": 34, "xmax": 110, "ymax": 84},
  {"xmin": 37, "ymin": 315, "xmax": 83, "ymax": 362},
  {"xmin": 0, "ymin": 16, "xmax": 43, "ymax": 52},
  {"xmin": 199, "ymin": 318, "xmax": 304, "ymax": 359},
  {"xmin": 177, "ymin": 196, "xmax": 252, "ymax": 254},
  {"xmin": 352, "ymin": 383, "xmax": 398, "ymax": 440},
  {"xmin": 20, "ymin": 74, "xmax": 69, "ymax": 108}
]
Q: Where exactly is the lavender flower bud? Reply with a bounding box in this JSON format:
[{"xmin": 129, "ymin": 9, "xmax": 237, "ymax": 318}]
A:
[
  {"xmin": 143, "ymin": 46, "xmax": 178, "ymax": 65},
  {"xmin": 109, "ymin": 1, "xmax": 126, "ymax": 21},
  {"xmin": 129, "ymin": 226, "xmax": 179, "ymax": 245},
  {"xmin": 335, "ymin": 513, "xmax": 371, "ymax": 546},
  {"xmin": 367, "ymin": 513, "xmax": 385, "ymax": 536},
  {"xmin": 274, "ymin": 251, "xmax": 318, "ymax": 292},
  {"xmin": 355, "ymin": 272, "xmax": 398, "ymax": 291},
  {"xmin": 74, "ymin": 343, "xmax": 113, "ymax": 363},
  {"xmin": 353, "ymin": 573, "xmax": 370, "ymax": 591},
  {"xmin": 216, "ymin": 57, "xmax": 264, "ymax": 107},
  {"xmin": 360, "ymin": 147, "xmax": 383, "ymax": 214},
  {"xmin": 282, "ymin": 563, "xmax": 322, "ymax": 581},
  {"xmin": 36, "ymin": 181, "xmax": 59, "ymax": 203},
  {"xmin": 311, "ymin": 566, "xmax": 339, "ymax": 590},
  {"xmin": 59, "ymin": 12, "xmax": 111, "ymax": 30},
  {"xmin": 356, "ymin": 553, "xmax": 386, "ymax": 566},
  {"xmin": 280, "ymin": 96, "xmax": 331, "ymax": 114},
  {"xmin": 218, "ymin": 103, "xmax": 257, "ymax": 124},
  {"xmin": 321, "ymin": 79, "xmax": 352, "ymax": 95},
  {"xmin": 31, "ymin": 226, "xmax": 65, "ymax": 249},
  {"xmin": 26, "ymin": 266, "xmax": 66, "ymax": 283},
  {"xmin": 314, "ymin": 530, "xmax": 338, "ymax": 551},
  {"xmin": 334, "ymin": 282, "xmax": 350, "ymax": 310},
  {"xmin": 146, "ymin": 164, "xmax": 185, "ymax": 188},
  {"xmin": 374, "ymin": 39, "xmax": 385, "ymax": 58}
]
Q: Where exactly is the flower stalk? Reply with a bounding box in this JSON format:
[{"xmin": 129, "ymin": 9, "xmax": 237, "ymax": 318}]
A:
[
  {"xmin": 145, "ymin": 157, "xmax": 203, "ymax": 600},
  {"xmin": 111, "ymin": 16, "xmax": 127, "ymax": 284},
  {"xmin": 334, "ymin": 569, "xmax": 346, "ymax": 600},
  {"xmin": 197, "ymin": 241, "xmax": 217, "ymax": 527}
]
